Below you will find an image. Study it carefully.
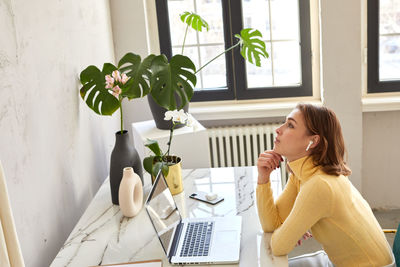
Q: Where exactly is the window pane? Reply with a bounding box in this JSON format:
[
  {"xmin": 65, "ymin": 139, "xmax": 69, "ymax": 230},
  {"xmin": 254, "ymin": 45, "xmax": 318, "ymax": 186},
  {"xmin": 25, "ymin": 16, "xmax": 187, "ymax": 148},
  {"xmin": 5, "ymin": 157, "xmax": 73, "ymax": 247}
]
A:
[
  {"xmin": 246, "ymin": 42, "xmax": 273, "ymax": 88},
  {"xmin": 196, "ymin": 0, "xmax": 224, "ymax": 44},
  {"xmin": 380, "ymin": 0, "xmax": 400, "ymax": 35},
  {"xmin": 198, "ymin": 45, "xmax": 227, "ymax": 90},
  {"xmin": 168, "ymin": 0, "xmax": 197, "ymax": 46},
  {"xmin": 173, "ymin": 45, "xmax": 227, "ymax": 90},
  {"xmin": 168, "ymin": 0, "xmax": 227, "ymax": 91},
  {"xmin": 273, "ymin": 41, "xmax": 301, "ymax": 86},
  {"xmin": 379, "ymin": 0, "xmax": 400, "ymax": 81},
  {"xmin": 379, "ymin": 35, "xmax": 400, "ymax": 80},
  {"xmin": 270, "ymin": 0, "xmax": 300, "ymax": 40},
  {"xmin": 169, "ymin": 0, "xmax": 224, "ymax": 45},
  {"xmin": 242, "ymin": 0, "xmax": 270, "ymax": 41},
  {"xmin": 243, "ymin": 0, "xmax": 301, "ymax": 88}
]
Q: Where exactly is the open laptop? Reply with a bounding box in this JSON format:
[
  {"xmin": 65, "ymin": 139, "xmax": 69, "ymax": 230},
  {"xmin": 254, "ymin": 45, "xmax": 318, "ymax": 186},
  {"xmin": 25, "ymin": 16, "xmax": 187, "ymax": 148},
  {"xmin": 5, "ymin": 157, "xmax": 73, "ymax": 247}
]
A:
[{"xmin": 145, "ymin": 171, "xmax": 242, "ymax": 265}]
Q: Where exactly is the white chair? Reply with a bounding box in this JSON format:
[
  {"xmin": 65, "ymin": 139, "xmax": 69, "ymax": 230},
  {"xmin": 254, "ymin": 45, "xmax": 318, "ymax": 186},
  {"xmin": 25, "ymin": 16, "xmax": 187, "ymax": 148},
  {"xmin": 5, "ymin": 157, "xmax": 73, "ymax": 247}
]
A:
[{"xmin": 0, "ymin": 161, "xmax": 25, "ymax": 267}]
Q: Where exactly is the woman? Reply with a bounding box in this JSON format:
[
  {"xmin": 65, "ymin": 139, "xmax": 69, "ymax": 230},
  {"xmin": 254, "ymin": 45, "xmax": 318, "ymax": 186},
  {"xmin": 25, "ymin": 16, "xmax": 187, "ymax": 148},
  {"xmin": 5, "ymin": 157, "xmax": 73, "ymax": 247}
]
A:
[{"xmin": 256, "ymin": 103, "xmax": 394, "ymax": 267}]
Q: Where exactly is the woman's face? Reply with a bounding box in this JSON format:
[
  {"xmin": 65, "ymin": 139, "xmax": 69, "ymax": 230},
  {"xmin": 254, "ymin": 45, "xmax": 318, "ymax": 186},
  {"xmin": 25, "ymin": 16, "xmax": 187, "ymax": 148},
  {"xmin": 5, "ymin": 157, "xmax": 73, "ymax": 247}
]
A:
[{"xmin": 273, "ymin": 108, "xmax": 312, "ymax": 162}]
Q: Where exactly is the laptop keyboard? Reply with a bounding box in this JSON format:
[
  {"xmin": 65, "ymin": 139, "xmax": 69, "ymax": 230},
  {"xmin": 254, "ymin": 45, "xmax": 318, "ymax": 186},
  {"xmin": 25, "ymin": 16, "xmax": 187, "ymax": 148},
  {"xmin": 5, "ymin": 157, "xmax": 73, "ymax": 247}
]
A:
[{"xmin": 180, "ymin": 221, "xmax": 214, "ymax": 257}]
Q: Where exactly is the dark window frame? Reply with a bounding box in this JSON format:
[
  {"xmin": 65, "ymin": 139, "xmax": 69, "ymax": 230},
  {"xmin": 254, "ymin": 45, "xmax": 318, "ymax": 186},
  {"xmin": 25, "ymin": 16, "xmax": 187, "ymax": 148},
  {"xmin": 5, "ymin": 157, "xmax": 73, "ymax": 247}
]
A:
[
  {"xmin": 368, "ymin": 0, "xmax": 400, "ymax": 93},
  {"xmin": 155, "ymin": 0, "xmax": 313, "ymax": 102}
]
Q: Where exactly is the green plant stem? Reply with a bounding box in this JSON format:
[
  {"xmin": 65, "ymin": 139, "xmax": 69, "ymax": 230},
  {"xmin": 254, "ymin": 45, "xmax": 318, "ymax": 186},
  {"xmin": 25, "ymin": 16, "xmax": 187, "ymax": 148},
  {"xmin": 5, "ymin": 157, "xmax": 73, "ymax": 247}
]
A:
[
  {"xmin": 119, "ymin": 98, "xmax": 123, "ymax": 133},
  {"xmin": 165, "ymin": 123, "xmax": 176, "ymax": 158},
  {"xmin": 181, "ymin": 24, "xmax": 189, "ymax": 54},
  {"xmin": 195, "ymin": 41, "xmax": 241, "ymax": 74}
]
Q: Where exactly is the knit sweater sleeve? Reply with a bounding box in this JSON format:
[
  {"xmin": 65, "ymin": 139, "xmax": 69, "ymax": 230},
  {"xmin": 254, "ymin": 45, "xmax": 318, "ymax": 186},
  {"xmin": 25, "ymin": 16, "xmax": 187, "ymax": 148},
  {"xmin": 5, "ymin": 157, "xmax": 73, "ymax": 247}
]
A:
[
  {"xmin": 256, "ymin": 174, "xmax": 299, "ymax": 232},
  {"xmin": 270, "ymin": 177, "xmax": 334, "ymax": 256}
]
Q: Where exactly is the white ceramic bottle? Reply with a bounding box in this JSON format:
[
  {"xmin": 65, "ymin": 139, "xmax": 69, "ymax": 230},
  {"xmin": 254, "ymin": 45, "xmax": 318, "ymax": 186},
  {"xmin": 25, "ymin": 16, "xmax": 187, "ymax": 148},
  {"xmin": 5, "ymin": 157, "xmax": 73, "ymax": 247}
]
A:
[{"xmin": 118, "ymin": 167, "xmax": 143, "ymax": 217}]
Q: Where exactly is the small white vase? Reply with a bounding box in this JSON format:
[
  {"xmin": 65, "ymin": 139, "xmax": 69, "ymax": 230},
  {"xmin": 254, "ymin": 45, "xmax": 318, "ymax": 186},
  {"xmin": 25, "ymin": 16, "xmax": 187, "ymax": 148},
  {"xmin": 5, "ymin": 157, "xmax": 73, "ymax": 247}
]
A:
[{"xmin": 118, "ymin": 167, "xmax": 143, "ymax": 217}]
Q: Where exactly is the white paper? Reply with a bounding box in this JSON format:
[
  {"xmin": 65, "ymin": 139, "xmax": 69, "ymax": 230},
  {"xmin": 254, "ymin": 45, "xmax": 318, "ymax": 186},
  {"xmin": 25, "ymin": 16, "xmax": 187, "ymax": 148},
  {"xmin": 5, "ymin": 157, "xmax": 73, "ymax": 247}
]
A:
[{"xmin": 100, "ymin": 261, "xmax": 162, "ymax": 267}]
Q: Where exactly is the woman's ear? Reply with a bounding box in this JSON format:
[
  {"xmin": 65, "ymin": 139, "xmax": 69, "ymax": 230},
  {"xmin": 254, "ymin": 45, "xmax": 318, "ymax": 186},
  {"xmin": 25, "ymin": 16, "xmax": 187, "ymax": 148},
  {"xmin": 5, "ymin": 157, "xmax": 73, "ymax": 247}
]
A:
[{"xmin": 311, "ymin": 135, "xmax": 320, "ymax": 148}]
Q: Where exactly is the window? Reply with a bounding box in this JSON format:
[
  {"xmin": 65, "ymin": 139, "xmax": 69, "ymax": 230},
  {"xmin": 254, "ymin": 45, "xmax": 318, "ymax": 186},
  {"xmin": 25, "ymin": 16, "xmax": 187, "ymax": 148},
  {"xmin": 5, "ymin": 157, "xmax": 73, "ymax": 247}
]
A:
[
  {"xmin": 368, "ymin": 0, "xmax": 400, "ymax": 93},
  {"xmin": 156, "ymin": 0, "xmax": 312, "ymax": 101}
]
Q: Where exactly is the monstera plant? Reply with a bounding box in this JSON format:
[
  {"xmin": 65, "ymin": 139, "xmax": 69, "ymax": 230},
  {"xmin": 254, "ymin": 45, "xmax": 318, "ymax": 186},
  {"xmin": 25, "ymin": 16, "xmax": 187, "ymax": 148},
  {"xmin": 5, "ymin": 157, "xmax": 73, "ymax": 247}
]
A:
[
  {"xmin": 78, "ymin": 11, "xmax": 269, "ymax": 199},
  {"xmin": 79, "ymin": 12, "xmax": 269, "ymax": 132}
]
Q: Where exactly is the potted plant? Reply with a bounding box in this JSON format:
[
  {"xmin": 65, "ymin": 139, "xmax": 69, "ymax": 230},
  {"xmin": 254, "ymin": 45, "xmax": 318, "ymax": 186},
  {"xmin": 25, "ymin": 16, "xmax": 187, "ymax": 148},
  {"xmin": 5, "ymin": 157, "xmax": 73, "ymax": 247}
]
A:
[
  {"xmin": 78, "ymin": 11, "xmax": 268, "ymax": 200},
  {"xmin": 142, "ymin": 109, "xmax": 195, "ymax": 195},
  {"xmin": 79, "ymin": 57, "xmax": 152, "ymax": 205}
]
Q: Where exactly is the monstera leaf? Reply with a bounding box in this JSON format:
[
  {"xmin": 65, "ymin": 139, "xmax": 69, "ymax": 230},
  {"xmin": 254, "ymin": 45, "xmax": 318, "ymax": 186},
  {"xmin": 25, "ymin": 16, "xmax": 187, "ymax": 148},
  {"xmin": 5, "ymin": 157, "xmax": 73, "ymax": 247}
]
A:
[
  {"xmin": 180, "ymin": 11, "xmax": 209, "ymax": 32},
  {"xmin": 149, "ymin": 54, "xmax": 196, "ymax": 110},
  {"xmin": 235, "ymin": 28, "xmax": 269, "ymax": 67},
  {"xmin": 118, "ymin": 53, "xmax": 155, "ymax": 99},
  {"xmin": 79, "ymin": 63, "xmax": 120, "ymax": 115}
]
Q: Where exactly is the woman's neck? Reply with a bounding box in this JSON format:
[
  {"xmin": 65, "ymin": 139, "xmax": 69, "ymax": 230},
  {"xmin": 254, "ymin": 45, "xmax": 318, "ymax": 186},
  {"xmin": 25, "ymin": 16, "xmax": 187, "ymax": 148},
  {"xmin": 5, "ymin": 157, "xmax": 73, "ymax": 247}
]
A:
[{"xmin": 286, "ymin": 152, "xmax": 311, "ymax": 162}]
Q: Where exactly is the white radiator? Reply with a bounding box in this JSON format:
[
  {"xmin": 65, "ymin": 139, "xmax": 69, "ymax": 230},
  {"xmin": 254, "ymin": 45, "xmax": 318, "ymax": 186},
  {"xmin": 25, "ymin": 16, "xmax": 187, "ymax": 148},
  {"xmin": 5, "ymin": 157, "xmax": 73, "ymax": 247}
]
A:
[{"xmin": 207, "ymin": 124, "xmax": 288, "ymax": 184}]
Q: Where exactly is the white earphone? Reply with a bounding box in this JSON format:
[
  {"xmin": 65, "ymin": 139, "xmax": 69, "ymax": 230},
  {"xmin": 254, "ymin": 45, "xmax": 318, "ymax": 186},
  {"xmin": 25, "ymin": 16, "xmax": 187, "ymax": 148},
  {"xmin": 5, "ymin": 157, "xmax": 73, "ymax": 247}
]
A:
[{"xmin": 306, "ymin": 140, "xmax": 314, "ymax": 151}]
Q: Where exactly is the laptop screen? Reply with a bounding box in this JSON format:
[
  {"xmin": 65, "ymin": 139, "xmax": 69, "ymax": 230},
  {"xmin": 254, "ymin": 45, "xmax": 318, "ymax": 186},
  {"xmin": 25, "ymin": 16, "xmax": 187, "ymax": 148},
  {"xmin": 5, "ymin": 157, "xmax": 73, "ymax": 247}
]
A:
[{"xmin": 145, "ymin": 172, "xmax": 181, "ymax": 254}]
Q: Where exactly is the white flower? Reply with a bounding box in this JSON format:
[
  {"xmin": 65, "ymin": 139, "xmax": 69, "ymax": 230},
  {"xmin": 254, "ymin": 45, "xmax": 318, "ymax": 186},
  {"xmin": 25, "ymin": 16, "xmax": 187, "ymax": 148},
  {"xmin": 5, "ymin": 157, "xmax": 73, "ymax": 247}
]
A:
[
  {"xmin": 174, "ymin": 109, "xmax": 188, "ymax": 123},
  {"xmin": 163, "ymin": 110, "xmax": 197, "ymax": 130},
  {"xmin": 164, "ymin": 110, "xmax": 174, "ymax": 121},
  {"xmin": 164, "ymin": 109, "xmax": 188, "ymax": 124}
]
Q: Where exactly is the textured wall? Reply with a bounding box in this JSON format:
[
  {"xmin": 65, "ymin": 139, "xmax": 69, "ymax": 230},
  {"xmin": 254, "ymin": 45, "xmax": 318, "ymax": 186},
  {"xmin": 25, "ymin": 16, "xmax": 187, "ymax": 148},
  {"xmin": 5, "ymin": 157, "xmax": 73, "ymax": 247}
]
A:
[
  {"xmin": 363, "ymin": 111, "xmax": 400, "ymax": 209},
  {"xmin": 0, "ymin": 0, "xmax": 119, "ymax": 266}
]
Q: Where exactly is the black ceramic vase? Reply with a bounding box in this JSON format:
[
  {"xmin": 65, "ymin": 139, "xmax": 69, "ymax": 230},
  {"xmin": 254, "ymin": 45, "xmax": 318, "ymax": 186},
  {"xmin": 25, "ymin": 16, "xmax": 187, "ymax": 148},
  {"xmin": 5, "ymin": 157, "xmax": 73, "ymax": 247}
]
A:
[
  {"xmin": 110, "ymin": 130, "xmax": 143, "ymax": 205},
  {"xmin": 147, "ymin": 95, "xmax": 188, "ymax": 130}
]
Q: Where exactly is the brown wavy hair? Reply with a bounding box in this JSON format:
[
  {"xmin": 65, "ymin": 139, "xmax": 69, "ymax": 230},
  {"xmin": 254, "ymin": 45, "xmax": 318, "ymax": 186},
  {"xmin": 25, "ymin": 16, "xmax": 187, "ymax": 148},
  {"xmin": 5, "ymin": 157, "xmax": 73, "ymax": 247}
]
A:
[{"xmin": 297, "ymin": 103, "xmax": 352, "ymax": 176}]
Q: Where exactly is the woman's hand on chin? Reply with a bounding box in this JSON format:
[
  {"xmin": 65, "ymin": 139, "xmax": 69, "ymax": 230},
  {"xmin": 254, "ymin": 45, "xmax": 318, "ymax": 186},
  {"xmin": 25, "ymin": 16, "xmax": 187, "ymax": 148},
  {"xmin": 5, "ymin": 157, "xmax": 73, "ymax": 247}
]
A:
[{"xmin": 257, "ymin": 150, "xmax": 283, "ymax": 184}]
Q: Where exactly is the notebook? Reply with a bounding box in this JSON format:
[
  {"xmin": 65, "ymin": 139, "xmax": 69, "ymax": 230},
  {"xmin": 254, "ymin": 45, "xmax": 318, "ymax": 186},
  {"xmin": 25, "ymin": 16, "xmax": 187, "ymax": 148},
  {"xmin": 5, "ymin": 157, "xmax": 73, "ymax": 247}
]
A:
[{"xmin": 145, "ymin": 171, "xmax": 242, "ymax": 265}]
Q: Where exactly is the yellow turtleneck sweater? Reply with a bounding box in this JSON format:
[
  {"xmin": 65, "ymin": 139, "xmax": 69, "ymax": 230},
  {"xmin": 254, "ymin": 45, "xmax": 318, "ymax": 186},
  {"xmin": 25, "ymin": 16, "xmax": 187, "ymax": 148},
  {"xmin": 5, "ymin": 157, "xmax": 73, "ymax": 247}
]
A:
[{"xmin": 256, "ymin": 156, "xmax": 394, "ymax": 267}]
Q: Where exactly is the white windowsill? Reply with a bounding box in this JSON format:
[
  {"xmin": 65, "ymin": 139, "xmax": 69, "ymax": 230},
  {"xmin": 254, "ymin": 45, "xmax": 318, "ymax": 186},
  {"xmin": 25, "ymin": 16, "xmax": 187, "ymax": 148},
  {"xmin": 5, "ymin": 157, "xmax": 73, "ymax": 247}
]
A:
[
  {"xmin": 190, "ymin": 98, "xmax": 322, "ymax": 121},
  {"xmin": 362, "ymin": 94, "xmax": 400, "ymax": 112}
]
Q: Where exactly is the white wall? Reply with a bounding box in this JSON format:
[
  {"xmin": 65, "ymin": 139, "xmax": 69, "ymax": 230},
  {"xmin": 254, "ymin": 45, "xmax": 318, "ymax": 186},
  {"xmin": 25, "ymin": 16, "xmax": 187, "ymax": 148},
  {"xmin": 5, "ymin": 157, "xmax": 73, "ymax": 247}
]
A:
[
  {"xmin": 363, "ymin": 111, "xmax": 400, "ymax": 209},
  {"xmin": 110, "ymin": 0, "xmax": 153, "ymax": 133},
  {"xmin": 319, "ymin": 0, "xmax": 363, "ymax": 190},
  {"xmin": 0, "ymin": 0, "xmax": 119, "ymax": 266}
]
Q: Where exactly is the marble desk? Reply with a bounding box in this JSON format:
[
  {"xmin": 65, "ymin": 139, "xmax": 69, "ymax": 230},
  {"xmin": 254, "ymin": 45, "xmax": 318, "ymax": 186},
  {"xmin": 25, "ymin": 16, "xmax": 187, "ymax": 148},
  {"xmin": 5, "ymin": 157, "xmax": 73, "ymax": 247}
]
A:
[{"xmin": 50, "ymin": 167, "xmax": 288, "ymax": 267}]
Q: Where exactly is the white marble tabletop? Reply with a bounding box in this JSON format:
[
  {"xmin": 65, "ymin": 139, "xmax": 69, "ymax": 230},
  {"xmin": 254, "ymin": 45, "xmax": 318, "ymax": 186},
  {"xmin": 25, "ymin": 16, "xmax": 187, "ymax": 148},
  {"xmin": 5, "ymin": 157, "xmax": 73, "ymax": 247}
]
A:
[{"xmin": 50, "ymin": 167, "xmax": 288, "ymax": 267}]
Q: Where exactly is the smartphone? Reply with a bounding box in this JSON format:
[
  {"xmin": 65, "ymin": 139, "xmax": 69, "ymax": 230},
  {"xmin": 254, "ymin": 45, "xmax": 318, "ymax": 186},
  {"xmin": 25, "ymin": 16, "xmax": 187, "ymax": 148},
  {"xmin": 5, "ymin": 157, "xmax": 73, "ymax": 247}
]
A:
[{"xmin": 189, "ymin": 192, "xmax": 224, "ymax": 205}]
